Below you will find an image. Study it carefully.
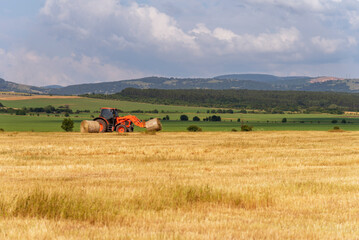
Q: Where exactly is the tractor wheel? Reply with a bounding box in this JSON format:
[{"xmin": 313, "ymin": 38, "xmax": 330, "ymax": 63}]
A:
[
  {"xmin": 96, "ymin": 119, "xmax": 107, "ymax": 133},
  {"xmin": 115, "ymin": 125, "xmax": 128, "ymax": 133}
]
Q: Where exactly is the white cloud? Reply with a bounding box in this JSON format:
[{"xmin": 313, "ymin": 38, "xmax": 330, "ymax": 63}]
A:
[
  {"xmin": 40, "ymin": 0, "xmax": 198, "ymax": 54},
  {"xmin": 191, "ymin": 25, "xmax": 301, "ymax": 54},
  {"xmin": 190, "ymin": 23, "xmax": 211, "ymax": 35},
  {"xmin": 248, "ymin": 0, "xmax": 342, "ymax": 11},
  {"xmin": 311, "ymin": 36, "xmax": 341, "ymax": 53},
  {"xmin": 40, "ymin": 0, "xmax": 303, "ymax": 56},
  {"xmin": 0, "ymin": 49, "xmax": 144, "ymax": 86},
  {"xmin": 347, "ymin": 36, "xmax": 357, "ymax": 46},
  {"xmin": 311, "ymin": 36, "xmax": 356, "ymax": 53},
  {"xmin": 348, "ymin": 11, "xmax": 359, "ymax": 28}
]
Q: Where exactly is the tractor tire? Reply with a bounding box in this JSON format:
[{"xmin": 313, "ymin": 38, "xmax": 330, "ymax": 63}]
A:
[
  {"xmin": 115, "ymin": 125, "xmax": 128, "ymax": 133},
  {"xmin": 95, "ymin": 119, "xmax": 107, "ymax": 133}
]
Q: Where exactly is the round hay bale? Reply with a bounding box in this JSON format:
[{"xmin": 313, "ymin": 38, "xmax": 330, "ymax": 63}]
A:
[
  {"xmin": 80, "ymin": 120, "xmax": 100, "ymax": 133},
  {"xmin": 145, "ymin": 118, "xmax": 162, "ymax": 131}
]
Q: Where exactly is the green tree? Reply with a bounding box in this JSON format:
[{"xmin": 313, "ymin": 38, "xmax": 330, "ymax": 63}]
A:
[
  {"xmin": 15, "ymin": 109, "xmax": 26, "ymax": 115},
  {"xmin": 209, "ymin": 115, "xmax": 221, "ymax": 122},
  {"xmin": 193, "ymin": 116, "xmax": 200, "ymax": 121},
  {"xmin": 241, "ymin": 125, "xmax": 253, "ymax": 132},
  {"xmin": 180, "ymin": 115, "xmax": 188, "ymax": 121},
  {"xmin": 226, "ymin": 109, "xmax": 234, "ymax": 114},
  {"xmin": 282, "ymin": 118, "xmax": 287, "ymax": 123},
  {"xmin": 44, "ymin": 105, "xmax": 56, "ymax": 113},
  {"xmin": 61, "ymin": 118, "xmax": 74, "ymax": 132}
]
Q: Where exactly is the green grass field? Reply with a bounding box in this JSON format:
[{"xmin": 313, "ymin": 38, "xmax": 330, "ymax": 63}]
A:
[
  {"xmin": 1, "ymin": 97, "xmax": 359, "ymax": 132},
  {"xmin": 1, "ymin": 114, "xmax": 358, "ymax": 132},
  {"xmin": 1, "ymin": 97, "xmax": 210, "ymax": 113}
]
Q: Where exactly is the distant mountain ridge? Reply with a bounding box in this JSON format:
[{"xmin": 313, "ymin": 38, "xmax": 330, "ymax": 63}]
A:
[
  {"xmin": 215, "ymin": 74, "xmax": 311, "ymax": 83},
  {"xmin": 1, "ymin": 74, "xmax": 359, "ymax": 95},
  {"xmin": 42, "ymin": 85, "xmax": 63, "ymax": 89},
  {"xmin": 0, "ymin": 78, "xmax": 45, "ymax": 94}
]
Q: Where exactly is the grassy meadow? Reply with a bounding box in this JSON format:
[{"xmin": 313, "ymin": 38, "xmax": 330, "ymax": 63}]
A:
[
  {"xmin": 2, "ymin": 114, "xmax": 359, "ymax": 132},
  {"xmin": 1, "ymin": 131, "xmax": 359, "ymax": 239},
  {"xmin": 1, "ymin": 97, "xmax": 207, "ymax": 113},
  {"xmin": 1, "ymin": 96, "xmax": 359, "ymax": 132}
]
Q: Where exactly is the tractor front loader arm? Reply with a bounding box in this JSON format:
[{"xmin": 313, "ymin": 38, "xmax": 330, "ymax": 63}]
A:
[{"xmin": 123, "ymin": 115, "xmax": 146, "ymax": 128}]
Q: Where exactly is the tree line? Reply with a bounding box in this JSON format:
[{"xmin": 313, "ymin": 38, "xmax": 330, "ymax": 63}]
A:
[
  {"xmin": 82, "ymin": 88, "xmax": 359, "ymax": 113},
  {"xmin": 0, "ymin": 104, "xmax": 88, "ymax": 115}
]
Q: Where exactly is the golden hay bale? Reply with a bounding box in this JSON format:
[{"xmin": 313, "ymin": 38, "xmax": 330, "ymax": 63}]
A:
[
  {"xmin": 145, "ymin": 118, "xmax": 162, "ymax": 131},
  {"xmin": 80, "ymin": 120, "xmax": 100, "ymax": 133}
]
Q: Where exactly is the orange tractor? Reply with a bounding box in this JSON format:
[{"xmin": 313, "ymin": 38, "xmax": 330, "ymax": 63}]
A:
[{"xmin": 93, "ymin": 108, "xmax": 160, "ymax": 133}]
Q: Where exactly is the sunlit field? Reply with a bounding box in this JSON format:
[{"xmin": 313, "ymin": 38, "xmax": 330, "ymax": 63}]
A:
[
  {"xmin": 2, "ymin": 96, "xmax": 359, "ymax": 132},
  {"xmin": 1, "ymin": 131, "xmax": 359, "ymax": 239}
]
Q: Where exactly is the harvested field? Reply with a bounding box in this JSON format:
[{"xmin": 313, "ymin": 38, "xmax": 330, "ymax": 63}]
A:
[
  {"xmin": 1, "ymin": 131, "xmax": 359, "ymax": 239},
  {"xmin": 0, "ymin": 94, "xmax": 81, "ymax": 100}
]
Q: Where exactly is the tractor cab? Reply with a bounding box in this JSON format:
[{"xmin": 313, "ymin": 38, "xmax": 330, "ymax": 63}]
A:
[
  {"xmin": 100, "ymin": 108, "xmax": 118, "ymax": 120},
  {"xmin": 93, "ymin": 108, "xmax": 119, "ymax": 132}
]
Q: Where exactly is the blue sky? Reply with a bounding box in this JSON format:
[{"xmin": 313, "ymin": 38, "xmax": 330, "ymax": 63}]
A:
[{"xmin": 1, "ymin": 0, "xmax": 359, "ymax": 86}]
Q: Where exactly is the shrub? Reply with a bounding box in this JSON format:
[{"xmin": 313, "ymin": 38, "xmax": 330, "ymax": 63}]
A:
[
  {"xmin": 231, "ymin": 129, "xmax": 238, "ymax": 132},
  {"xmin": 15, "ymin": 109, "xmax": 26, "ymax": 115},
  {"xmin": 44, "ymin": 105, "xmax": 56, "ymax": 113},
  {"xmin": 341, "ymin": 119, "xmax": 347, "ymax": 124},
  {"xmin": 61, "ymin": 118, "xmax": 74, "ymax": 132},
  {"xmin": 193, "ymin": 116, "xmax": 200, "ymax": 121},
  {"xmin": 187, "ymin": 125, "xmax": 202, "ymax": 132},
  {"xmin": 0, "ymin": 128, "xmax": 4, "ymax": 132},
  {"xmin": 237, "ymin": 118, "xmax": 241, "ymax": 122},
  {"xmin": 333, "ymin": 126, "xmax": 340, "ymax": 130},
  {"xmin": 226, "ymin": 109, "xmax": 234, "ymax": 114},
  {"xmin": 64, "ymin": 112, "xmax": 70, "ymax": 117},
  {"xmin": 331, "ymin": 120, "xmax": 338, "ymax": 124},
  {"xmin": 282, "ymin": 118, "xmax": 287, "ymax": 123},
  {"xmin": 180, "ymin": 115, "xmax": 188, "ymax": 121},
  {"xmin": 209, "ymin": 115, "xmax": 221, "ymax": 122},
  {"xmin": 241, "ymin": 125, "xmax": 253, "ymax": 132}
]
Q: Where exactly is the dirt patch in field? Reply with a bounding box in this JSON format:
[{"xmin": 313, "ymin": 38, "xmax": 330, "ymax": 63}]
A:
[
  {"xmin": 309, "ymin": 77, "xmax": 345, "ymax": 83},
  {"xmin": 0, "ymin": 95, "xmax": 82, "ymax": 100}
]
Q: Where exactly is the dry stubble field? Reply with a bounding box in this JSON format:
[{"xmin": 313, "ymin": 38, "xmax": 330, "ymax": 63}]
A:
[{"xmin": 1, "ymin": 131, "xmax": 359, "ymax": 239}]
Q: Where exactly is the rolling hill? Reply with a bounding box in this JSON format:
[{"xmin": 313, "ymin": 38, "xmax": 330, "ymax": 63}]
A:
[
  {"xmin": 0, "ymin": 78, "xmax": 45, "ymax": 94},
  {"xmin": 1, "ymin": 74, "xmax": 359, "ymax": 95}
]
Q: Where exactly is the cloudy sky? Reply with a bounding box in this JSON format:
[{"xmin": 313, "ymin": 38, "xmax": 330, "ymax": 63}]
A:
[{"xmin": 1, "ymin": 0, "xmax": 359, "ymax": 86}]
